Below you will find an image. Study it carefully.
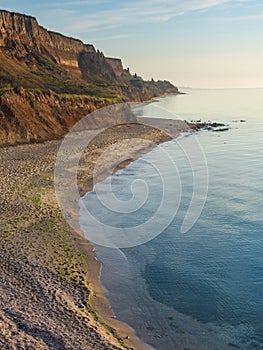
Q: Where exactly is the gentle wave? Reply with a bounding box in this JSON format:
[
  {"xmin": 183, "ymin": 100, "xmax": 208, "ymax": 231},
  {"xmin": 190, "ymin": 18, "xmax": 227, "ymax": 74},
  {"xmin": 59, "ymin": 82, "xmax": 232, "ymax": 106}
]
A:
[{"xmin": 80, "ymin": 89, "xmax": 263, "ymax": 350}]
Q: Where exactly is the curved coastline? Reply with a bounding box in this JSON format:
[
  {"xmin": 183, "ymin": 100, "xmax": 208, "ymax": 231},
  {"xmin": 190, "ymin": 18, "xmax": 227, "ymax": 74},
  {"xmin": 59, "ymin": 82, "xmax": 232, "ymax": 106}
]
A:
[
  {"xmin": 0, "ymin": 114, "xmax": 192, "ymax": 350},
  {"xmin": 78, "ymin": 116, "xmax": 238, "ymax": 350},
  {"xmin": 76, "ymin": 116, "xmax": 194, "ymax": 349}
]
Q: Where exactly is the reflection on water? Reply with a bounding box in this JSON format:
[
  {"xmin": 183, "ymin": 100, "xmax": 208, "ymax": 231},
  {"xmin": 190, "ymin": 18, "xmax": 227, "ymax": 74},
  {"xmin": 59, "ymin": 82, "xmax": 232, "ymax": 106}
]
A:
[{"xmin": 81, "ymin": 89, "xmax": 263, "ymax": 350}]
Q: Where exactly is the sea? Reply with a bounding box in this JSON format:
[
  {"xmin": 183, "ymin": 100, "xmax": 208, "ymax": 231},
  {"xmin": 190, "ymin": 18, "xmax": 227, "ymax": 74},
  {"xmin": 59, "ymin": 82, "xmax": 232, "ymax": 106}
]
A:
[{"xmin": 79, "ymin": 88, "xmax": 263, "ymax": 350}]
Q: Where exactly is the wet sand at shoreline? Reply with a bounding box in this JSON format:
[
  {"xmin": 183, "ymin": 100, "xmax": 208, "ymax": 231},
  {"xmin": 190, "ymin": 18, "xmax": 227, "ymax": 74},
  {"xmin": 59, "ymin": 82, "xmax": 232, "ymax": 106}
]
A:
[{"xmin": 0, "ymin": 118, "xmax": 192, "ymax": 349}]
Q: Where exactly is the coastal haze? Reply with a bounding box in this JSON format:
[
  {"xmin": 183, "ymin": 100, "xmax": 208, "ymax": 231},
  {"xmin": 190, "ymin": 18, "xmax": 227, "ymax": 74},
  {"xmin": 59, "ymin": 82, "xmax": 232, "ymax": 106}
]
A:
[
  {"xmin": 0, "ymin": 1, "xmax": 262, "ymax": 350},
  {"xmin": 1, "ymin": 0, "xmax": 263, "ymax": 88},
  {"xmin": 83, "ymin": 89, "xmax": 263, "ymax": 349},
  {"xmin": 0, "ymin": 6, "xmax": 180, "ymax": 350}
]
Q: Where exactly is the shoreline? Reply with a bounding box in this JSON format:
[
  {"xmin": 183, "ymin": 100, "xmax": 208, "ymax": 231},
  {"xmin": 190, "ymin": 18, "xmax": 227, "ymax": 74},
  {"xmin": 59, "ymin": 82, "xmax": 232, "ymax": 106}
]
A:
[
  {"xmin": 78, "ymin": 117, "xmax": 236, "ymax": 350},
  {"xmin": 75, "ymin": 117, "xmax": 194, "ymax": 349},
  {"xmin": 0, "ymin": 114, "xmax": 193, "ymax": 349}
]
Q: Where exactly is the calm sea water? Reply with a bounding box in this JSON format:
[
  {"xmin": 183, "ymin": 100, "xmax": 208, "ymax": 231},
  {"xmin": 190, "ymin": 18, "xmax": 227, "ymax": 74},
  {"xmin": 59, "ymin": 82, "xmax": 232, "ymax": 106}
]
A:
[{"xmin": 80, "ymin": 89, "xmax": 263, "ymax": 350}]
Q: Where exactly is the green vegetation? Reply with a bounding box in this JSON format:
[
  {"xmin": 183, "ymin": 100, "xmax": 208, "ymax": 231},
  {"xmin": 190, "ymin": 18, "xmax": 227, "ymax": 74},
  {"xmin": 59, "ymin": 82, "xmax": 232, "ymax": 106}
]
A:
[
  {"xmin": 0, "ymin": 87, "xmax": 13, "ymax": 96},
  {"xmin": 84, "ymin": 302, "xmax": 129, "ymax": 348},
  {"xmin": 0, "ymin": 86, "xmax": 123, "ymax": 105},
  {"xmin": 102, "ymin": 323, "xmax": 129, "ymax": 349},
  {"xmin": 32, "ymin": 175, "xmax": 128, "ymax": 348},
  {"xmin": 31, "ymin": 194, "xmax": 42, "ymax": 210},
  {"xmin": 0, "ymin": 51, "xmax": 124, "ymax": 102},
  {"xmin": 36, "ymin": 55, "xmax": 64, "ymax": 74},
  {"xmin": 85, "ymin": 302, "xmax": 100, "ymax": 322}
]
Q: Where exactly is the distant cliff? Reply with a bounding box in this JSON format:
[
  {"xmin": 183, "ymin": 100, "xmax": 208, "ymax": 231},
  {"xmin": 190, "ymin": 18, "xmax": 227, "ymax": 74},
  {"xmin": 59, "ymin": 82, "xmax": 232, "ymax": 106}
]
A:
[{"xmin": 0, "ymin": 9, "xmax": 179, "ymax": 146}]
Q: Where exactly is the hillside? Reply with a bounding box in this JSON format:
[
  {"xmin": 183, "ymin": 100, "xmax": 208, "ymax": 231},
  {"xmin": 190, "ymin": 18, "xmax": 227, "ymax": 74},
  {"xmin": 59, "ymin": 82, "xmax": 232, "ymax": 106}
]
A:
[{"xmin": 0, "ymin": 10, "xmax": 179, "ymax": 146}]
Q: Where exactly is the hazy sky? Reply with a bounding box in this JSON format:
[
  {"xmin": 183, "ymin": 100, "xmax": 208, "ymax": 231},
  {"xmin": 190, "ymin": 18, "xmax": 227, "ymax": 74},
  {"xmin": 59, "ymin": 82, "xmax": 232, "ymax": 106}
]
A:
[{"xmin": 2, "ymin": 0, "xmax": 263, "ymax": 88}]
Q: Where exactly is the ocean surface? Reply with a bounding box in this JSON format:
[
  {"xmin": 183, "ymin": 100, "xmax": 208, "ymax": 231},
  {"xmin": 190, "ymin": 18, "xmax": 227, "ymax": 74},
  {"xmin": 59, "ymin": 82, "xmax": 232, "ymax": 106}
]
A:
[{"xmin": 80, "ymin": 89, "xmax": 263, "ymax": 350}]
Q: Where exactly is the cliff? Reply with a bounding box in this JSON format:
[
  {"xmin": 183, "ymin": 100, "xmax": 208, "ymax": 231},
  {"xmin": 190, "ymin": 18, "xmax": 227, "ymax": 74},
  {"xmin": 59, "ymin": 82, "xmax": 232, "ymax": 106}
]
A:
[
  {"xmin": 0, "ymin": 88, "xmax": 136, "ymax": 146},
  {"xmin": 0, "ymin": 9, "xmax": 179, "ymax": 146},
  {"xmin": 106, "ymin": 58, "xmax": 124, "ymax": 77},
  {"xmin": 0, "ymin": 10, "xmax": 95, "ymax": 75}
]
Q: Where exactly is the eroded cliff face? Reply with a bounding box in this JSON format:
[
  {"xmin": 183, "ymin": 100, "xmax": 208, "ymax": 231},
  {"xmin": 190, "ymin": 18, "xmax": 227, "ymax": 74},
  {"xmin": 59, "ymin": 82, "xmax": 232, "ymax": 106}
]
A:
[
  {"xmin": 0, "ymin": 9, "xmax": 179, "ymax": 146},
  {"xmin": 0, "ymin": 10, "xmax": 95, "ymax": 75},
  {"xmin": 0, "ymin": 88, "xmax": 136, "ymax": 147},
  {"xmin": 106, "ymin": 58, "xmax": 124, "ymax": 77},
  {"xmin": 78, "ymin": 51, "xmax": 119, "ymax": 83},
  {"xmin": 0, "ymin": 10, "xmax": 178, "ymax": 96}
]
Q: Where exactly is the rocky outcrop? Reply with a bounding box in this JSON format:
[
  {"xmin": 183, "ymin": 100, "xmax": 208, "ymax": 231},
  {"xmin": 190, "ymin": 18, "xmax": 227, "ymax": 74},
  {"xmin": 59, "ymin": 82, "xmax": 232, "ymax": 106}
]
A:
[
  {"xmin": 106, "ymin": 58, "xmax": 124, "ymax": 77},
  {"xmin": 78, "ymin": 51, "xmax": 118, "ymax": 83}
]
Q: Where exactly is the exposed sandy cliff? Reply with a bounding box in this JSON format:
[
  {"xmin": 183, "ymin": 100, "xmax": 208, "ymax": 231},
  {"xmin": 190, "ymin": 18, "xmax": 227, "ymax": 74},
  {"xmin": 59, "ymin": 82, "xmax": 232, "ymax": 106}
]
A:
[{"xmin": 0, "ymin": 10, "xmax": 179, "ymax": 146}]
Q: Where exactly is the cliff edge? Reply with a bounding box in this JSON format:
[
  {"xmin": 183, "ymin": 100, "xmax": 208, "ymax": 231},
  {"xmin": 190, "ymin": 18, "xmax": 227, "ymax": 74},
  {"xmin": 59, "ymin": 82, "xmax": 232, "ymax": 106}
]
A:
[{"xmin": 0, "ymin": 9, "xmax": 179, "ymax": 146}]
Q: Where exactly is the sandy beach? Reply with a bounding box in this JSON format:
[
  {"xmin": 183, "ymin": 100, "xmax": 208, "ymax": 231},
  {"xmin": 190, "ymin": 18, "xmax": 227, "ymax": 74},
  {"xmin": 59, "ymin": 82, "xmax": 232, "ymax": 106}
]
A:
[{"xmin": 0, "ymin": 118, "xmax": 193, "ymax": 349}]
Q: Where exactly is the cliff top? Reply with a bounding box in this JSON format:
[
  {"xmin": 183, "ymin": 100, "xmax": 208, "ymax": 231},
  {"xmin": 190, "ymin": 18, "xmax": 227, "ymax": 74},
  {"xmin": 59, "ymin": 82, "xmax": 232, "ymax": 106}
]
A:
[
  {"xmin": 0, "ymin": 9, "xmax": 87, "ymax": 45},
  {"xmin": 0, "ymin": 9, "xmax": 178, "ymax": 98}
]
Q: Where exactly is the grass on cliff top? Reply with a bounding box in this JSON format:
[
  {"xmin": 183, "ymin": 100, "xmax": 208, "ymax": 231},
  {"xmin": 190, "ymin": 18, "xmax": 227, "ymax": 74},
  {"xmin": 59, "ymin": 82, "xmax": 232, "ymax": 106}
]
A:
[
  {"xmin": 58, "ymin": 90, "xmax": 123, "ymax": 103},
  {"xmin": 0, "ymin": 86, "xmax": 123, "ymax": 104},
  {"xmin": 0, "ymin": 87, "xmax": 13, "ymax": 96},
  {"xmin": 0, "ymin": 53, "xmax": 124, "ymax": 102}
]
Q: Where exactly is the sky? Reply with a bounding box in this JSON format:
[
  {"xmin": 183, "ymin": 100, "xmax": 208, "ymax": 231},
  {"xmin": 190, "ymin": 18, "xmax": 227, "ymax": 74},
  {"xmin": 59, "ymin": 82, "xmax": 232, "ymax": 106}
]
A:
[{"xmin": 1, "ymin": 0, "xmax": 263, "ymax": 88}]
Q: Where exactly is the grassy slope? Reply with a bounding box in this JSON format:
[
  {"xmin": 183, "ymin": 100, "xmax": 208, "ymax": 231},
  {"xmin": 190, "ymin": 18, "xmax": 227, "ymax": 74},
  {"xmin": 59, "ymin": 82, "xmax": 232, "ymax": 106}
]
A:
[{"xmin": 0, "ymin": 51, "xmax": 122, "ymax": 101}]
